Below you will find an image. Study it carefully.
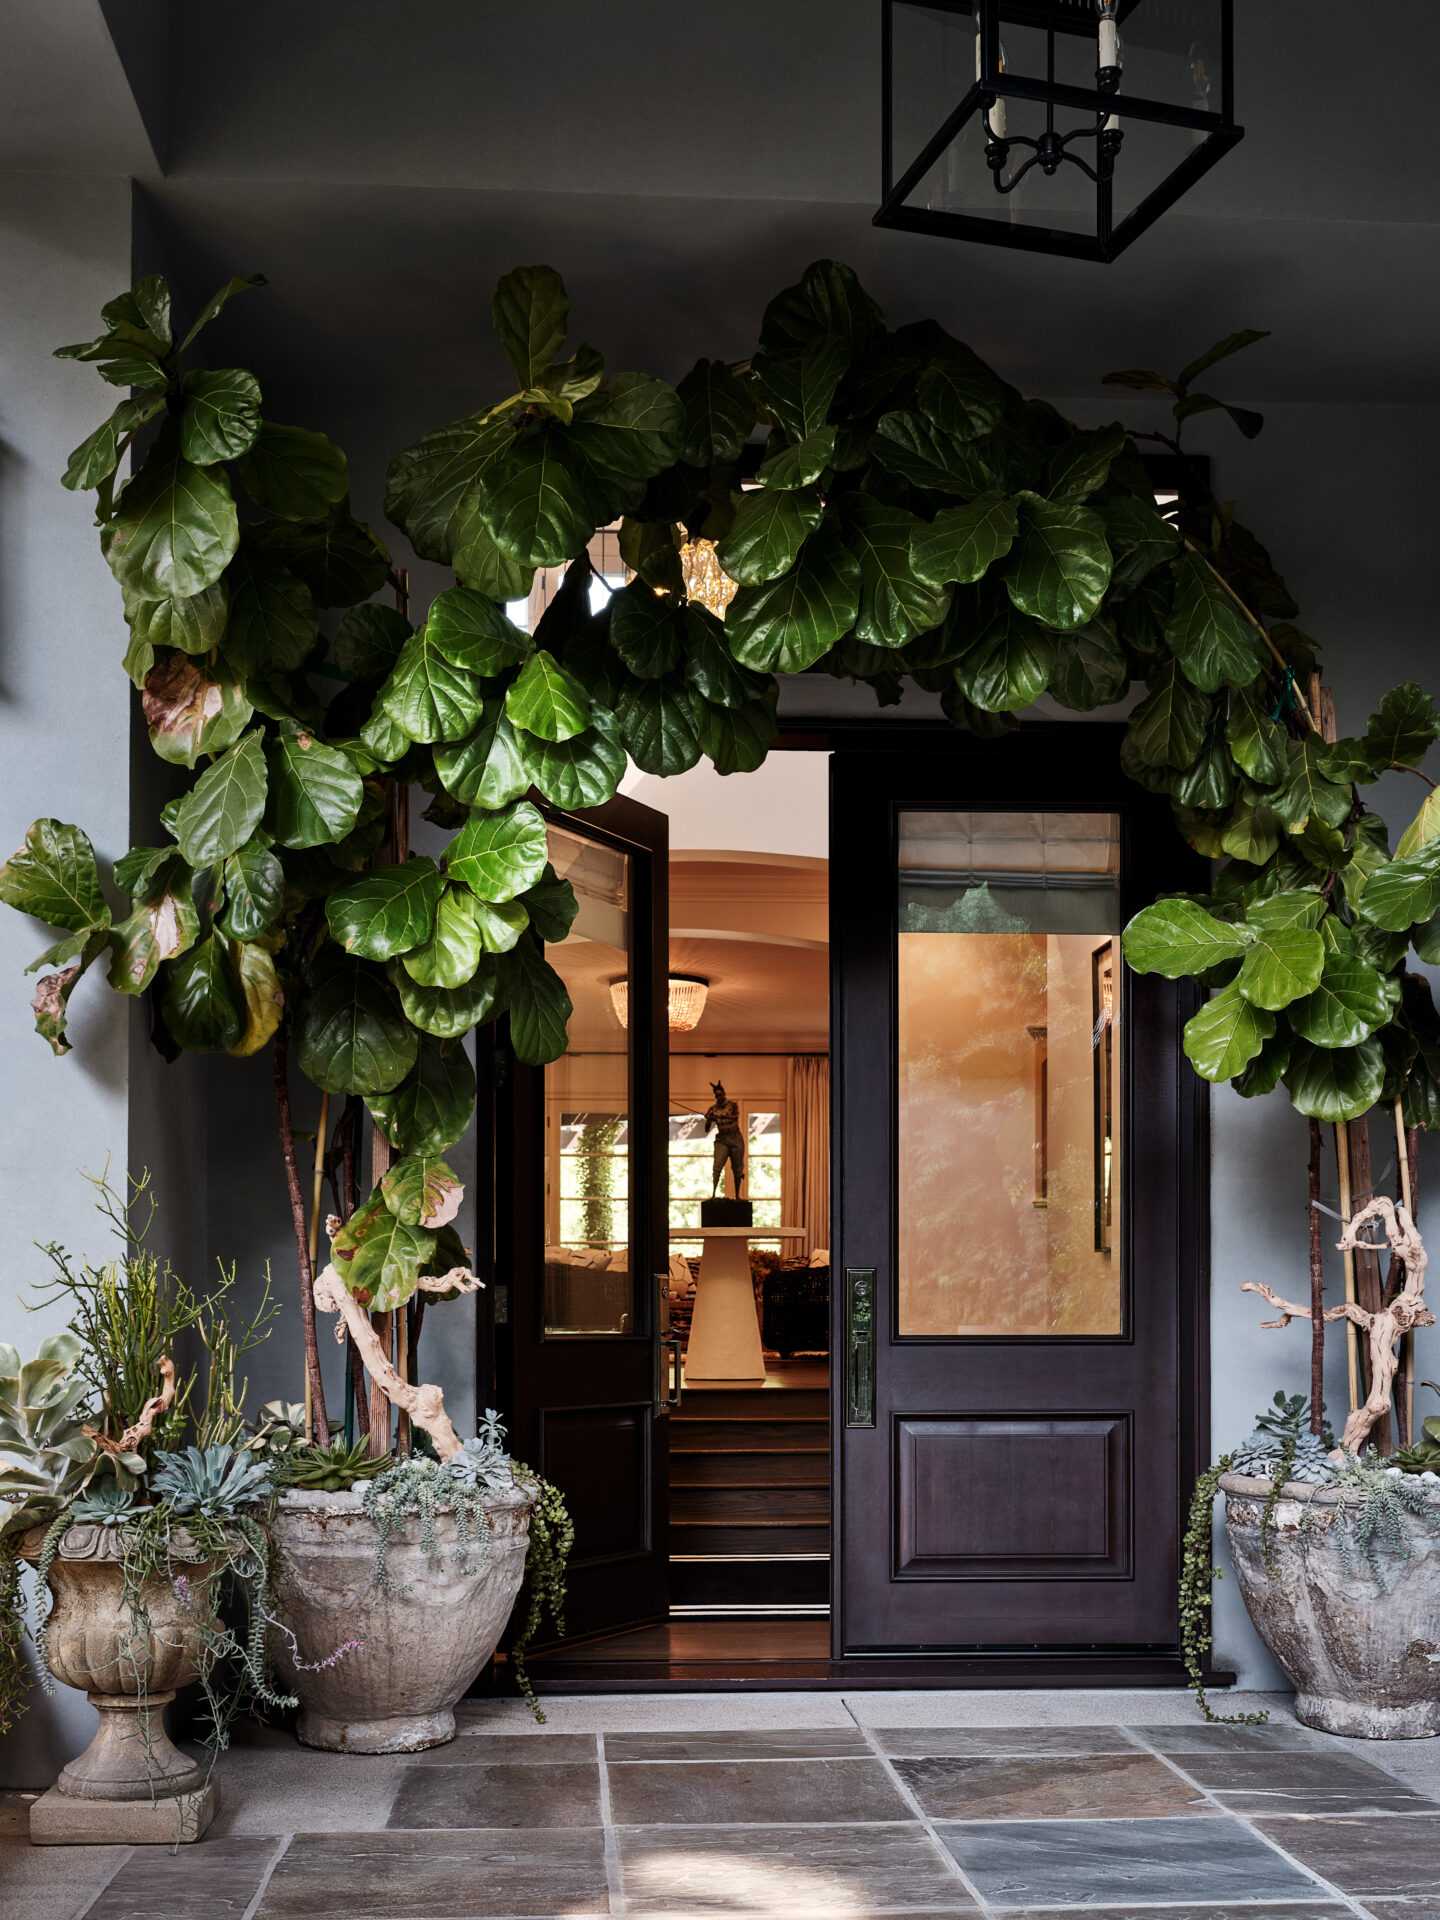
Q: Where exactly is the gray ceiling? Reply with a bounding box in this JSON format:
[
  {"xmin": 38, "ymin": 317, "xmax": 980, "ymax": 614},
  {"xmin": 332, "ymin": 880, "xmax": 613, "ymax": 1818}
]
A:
[{"xmin": 7, "ymin": 1, "xmax": 1440, "ymax": 405}]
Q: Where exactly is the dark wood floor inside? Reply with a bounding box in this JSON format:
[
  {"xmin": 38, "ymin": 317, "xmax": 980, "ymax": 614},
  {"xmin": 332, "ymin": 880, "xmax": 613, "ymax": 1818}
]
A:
[{"xmin": 532, "ymin": 1619, "xmax": 830, "ymax": 1666}]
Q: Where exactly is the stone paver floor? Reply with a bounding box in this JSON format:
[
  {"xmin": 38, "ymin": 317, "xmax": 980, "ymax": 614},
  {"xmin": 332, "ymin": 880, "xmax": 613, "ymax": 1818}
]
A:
[{"xmin": 5, "ymin": 1691, "xmax": 1440, "ymax": 1920}]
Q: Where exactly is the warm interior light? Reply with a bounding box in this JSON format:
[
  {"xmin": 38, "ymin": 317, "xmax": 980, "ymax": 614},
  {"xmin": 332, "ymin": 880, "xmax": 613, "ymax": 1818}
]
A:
[{"xmin": 609, "ymin": 975, "xmax": 710, "ymax": 1032}]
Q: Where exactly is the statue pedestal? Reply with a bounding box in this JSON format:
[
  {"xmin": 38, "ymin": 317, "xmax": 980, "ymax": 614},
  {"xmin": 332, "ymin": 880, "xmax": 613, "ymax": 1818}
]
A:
[{"xmin": 677, "ymin": 1226, "xmax": 804, "ymax": 1389}]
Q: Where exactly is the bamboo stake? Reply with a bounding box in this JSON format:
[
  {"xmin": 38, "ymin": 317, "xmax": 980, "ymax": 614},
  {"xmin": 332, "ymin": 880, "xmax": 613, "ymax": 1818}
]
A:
[
  {"xmin": 274, "ymin": 1032, "xmax": 330, "ymax": 1448},
  {"xmin": 1335, "ymin": 1122, "xmax": 1361, "ymax": 1414},
  {"xmin": 303, "ymin": 1091, "xmax": 330, "ymax": 1443},
  {"xmin": 396, "ymin": 1305, "xmax": 410, "ymax": 1458},
  {"xmin": 1395, "ymin": 1095, "xmax": 1417, "ymax": 1446},
  {"xmin": 1308, "ymin": 1119, "xmax": 1326, "ymax": 1435}
]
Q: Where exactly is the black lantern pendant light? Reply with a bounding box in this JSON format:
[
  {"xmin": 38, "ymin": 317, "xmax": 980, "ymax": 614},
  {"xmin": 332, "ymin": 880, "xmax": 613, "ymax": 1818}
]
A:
[{"xmin": 875, "ymin": 1, "xmax": 1241, "ymax": 262}]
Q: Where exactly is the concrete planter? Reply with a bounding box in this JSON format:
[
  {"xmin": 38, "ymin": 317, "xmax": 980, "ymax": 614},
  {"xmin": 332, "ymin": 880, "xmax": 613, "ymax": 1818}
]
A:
[
  {"xmin": 1221, "ymin": 1472, "xmax": 1440, "ymax": 1739},
  {"xmin": 266, "ymin": 1483, "xmax": 533, "ymax": 1753}
]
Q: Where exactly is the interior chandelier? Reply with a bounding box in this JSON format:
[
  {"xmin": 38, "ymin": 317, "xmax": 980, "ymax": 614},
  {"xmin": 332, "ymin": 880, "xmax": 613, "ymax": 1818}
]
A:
[
  {"xmin": 609, "ymin": 975, "xmax": 710, "ymax": 1033},
  {"xmin": 875, "ymin": 1, "xmax": 1242, "ymax": 263}
]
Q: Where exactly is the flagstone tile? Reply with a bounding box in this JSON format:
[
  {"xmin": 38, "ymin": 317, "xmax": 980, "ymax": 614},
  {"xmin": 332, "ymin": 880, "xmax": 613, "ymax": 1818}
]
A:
[
  {"xmin": 83, "ymin": 1835, "xmax": 284, "ymax": 1919},
  {"xmin": 254, "ymin": 1828, "xmax": 610, "ymax": 1917},
  {"xmin": 607, "ymin": 1757, "xmax": 910, "ymax": 1826},
  {"xmin": 412, "ymin": 1732, "xmax": 599, "ymax": 1765},
  {"xmin": 387, "ymin": 1760, "xmax": 602, "ymax": 1829},
  {"xmin": 1252, "ymin": 1814, "xmax": 1440, "ymax": 1898},
  {"xmin": 1132, "ymin": 1723, "xmax": 1341, "ymax": 1753},
  {"xmin": 895, "ymin": 1754, "xmax": 1209, "ymax": 1821},
  {"xmin": 876, "ymin": 1728, "xmax": 1143, "ymax": 1759},
  {"xmin": 616, "ymin": 1820, "xmax": 976, "ymax": 1913},
  {"xmin": 1172, "ymin": 1750, "xmax": 1436, "ymax": 1814},
  {"xmin": 605, "ymin": 1729, "xmax": 871, "ymax": 1761}
]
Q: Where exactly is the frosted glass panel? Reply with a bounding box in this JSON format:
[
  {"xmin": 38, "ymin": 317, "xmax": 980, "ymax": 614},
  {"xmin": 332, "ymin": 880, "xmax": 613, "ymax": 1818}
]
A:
[{"xmin": 897, "ymin": 811, "xmax": 1122, "ymax": 1337}]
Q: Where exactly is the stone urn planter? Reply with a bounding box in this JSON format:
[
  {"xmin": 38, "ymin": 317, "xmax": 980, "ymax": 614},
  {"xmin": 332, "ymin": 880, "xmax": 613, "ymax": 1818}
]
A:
[
  {"xmin": 21, "ymin": 1520, "xmax": 221, "ymax": 1842},
  {"xmin": 265, "ymin": 1482, "xmax": 533, "ymax": 1753},
  {"xmin": 1221, "ymin": 1472, "xmax": 1440, "ymax": 1739}
]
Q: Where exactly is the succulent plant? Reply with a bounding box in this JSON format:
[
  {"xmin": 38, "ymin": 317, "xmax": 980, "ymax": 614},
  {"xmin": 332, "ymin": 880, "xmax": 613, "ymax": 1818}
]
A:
[
  {"xmin": 1230, "ymin": 1391, "xmax": 1338, "ymax": 1485},
  {"xmin": 0, "ymin": 1332, "xmax": 101, "ymax": 1534},
  {"xmin": 68, "ymin": 1479, "xmax": 140, "ymax": 1525},
  {"xmin": 277, "ymin": 1438, "xmax": 391, "ymax": 1492},
  {"xmin": 150, "ymin": 1443, "xmax": 273, "ymax": 1518},
  {"xmin": 1392, "ymin": 1414, "xmax": 1440, "ymax": 1478},
  {"xmin": 244, "ymin": 1400, "xmax": 307, "ymax": 1457}
]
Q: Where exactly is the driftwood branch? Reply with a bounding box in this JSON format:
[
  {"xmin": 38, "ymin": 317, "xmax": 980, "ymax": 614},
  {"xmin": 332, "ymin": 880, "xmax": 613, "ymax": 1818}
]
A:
[
  {"xmin": 84, "ymin": 1356, "xmax": 175, "ymax": 1454},
  {"xmin": 312, "ymin": 1264, "xmax": 481, "ymax": 1462},
  {"xmin": 1242, "ymin": 1196, "xmax": 1434, "ymax": 1456}
]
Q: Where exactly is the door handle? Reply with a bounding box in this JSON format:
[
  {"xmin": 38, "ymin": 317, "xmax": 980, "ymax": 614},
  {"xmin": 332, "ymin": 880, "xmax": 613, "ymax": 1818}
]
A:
[
  {"xmin": 653, "ymin": 1274, "xmax": 681, "ymax": 1415},
  {"xmin": 662, "ymin": 1336, "xmax": 682, "ymax": 1408},
  {"xmin": 845, "ymin": 1267, "xmax": 877, "ymax": 1428}
]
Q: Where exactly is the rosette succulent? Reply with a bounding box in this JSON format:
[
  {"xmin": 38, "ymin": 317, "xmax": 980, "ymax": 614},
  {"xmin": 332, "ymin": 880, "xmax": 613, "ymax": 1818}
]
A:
[{"xmin": 150, "ymin": 1443, "xmax": 273, "ymax": 1517}]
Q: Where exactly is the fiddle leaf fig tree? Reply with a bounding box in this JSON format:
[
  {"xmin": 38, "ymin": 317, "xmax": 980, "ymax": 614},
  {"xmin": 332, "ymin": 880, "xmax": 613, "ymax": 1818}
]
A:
[{"xmin": 6, "ymin": 257, "xmax": 1440, "ymax": 1452}]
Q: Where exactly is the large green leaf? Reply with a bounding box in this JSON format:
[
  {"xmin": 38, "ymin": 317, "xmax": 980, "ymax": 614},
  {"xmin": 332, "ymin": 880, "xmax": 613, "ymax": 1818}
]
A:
[
  {"xmin": 234, "ymin": 421, "xmax": 349, "ymax": 518},
  {"xmin": 756, "ymin": 427, "xmax": 836, "ymax": 491},
  {"xmin": 451, "ymin": 507, "xmax": 535, "ymax": 603},
  {"xmin": 1235, "ymin": 926, "xmax": 1326, "ymax": 1010},
  {"xmin": 499, "ymin": 939, "xmax": 574, "ymax": 1065},
  {"xmin": 179, "ymin": 369, "xmax": 261, "ymax": 466},
  {"xmin": 425, "ymin": 587, "xmax": 531, "ymax": 677},
  {"xmin": 716, "ymin": 486, "xmax": 823, "ymax": 586},
  {"xmin": 330, "ymin": 1192, "xmax": 434, "ymax": 1312},
  {"xmin": 143, "ymin": 653, "xmax": 253, "ymax": 768},
  {"xmin": 492, "ymin": 264, "xmax": 569, "ymax": 388},
  {"xmin": 504, "ymin": 648, "xmax": 592, "ymax": 742},
  {"xmin": 1164, "ymin": 551, "xmax": 1268, "ymax": 693},
  {"xmin": 108, "ymin": 858, "xmax": 199, "ymax": 995},
  {"xmin": 368, "ymin": 1037, "xmax": 477, "ymax": 1153},
  {"xmin": 124, "ymin": 579, "xmax": 230, "ymax": 665},
  {"xmin": 518, "ymin": 863, "xmax": 580, "ymax": 943},
  {"xmin": 178, "ymin": 272, "xmax": 266, "ymax": 353},
  {"xmin": 759, "ymin": 260, "xmax": 884, "ymax": 354},
  {"xmin": 1283, "ymin": 1037, "xmax": 1387, "ymax": 1122},
  {"xmin": 392, "ymin": 957, "xmax": 502, "ymax": 1039},
  {"xmin": 1357, "ymin": 847, "xmax": 1440, "ymax": 930},
  {"xmin": 1003, "ymin": 495, "xmax": 1111, "ymax": 631},
  {"xmin": 871, "ymin": 412, "xmax": 996, "ymax": 495},
  {"xmin": 909, "ymin": 493, "xmax": 1018, "ymax": 588},
  {"xmin": 63, "ymin": 393, "xmax": 166, "ymax": 491},
  {"xmin": 1043, "ymin": 423, "xmax": 1127, "ymax": 504},
  {"xmin": 569, "ymin": 372, "xmax": 685, "ymax": 479},
  {"xmin": 915, "ymin": 354, "xmax": 1004, "ymax": 443},
  {"xmin": 1395, "ymin": 790, "xmax": 1440, "ymax": 860},
  {"xmin": 228, "ymin": 942, "xmax": 284, "ymax": 1058},
  {"xmin": 400, "ymin": 887, "xmax": 485, "ymax": 989},
  {"xmin": 0, "ymin": 820, "xmax": 108, "ymax": 932},
  {"xmin": 469, "ymin": 898, "xmax": 530, "ymax": 953},
  {"xmin": 1225, "ymin": 682, "xmax": 1286, "ymax": 784},
  {"xmin": 1364, "ymin": 682, "xmax": 1440, "ymax": 768},
  {"xmin": 677, "ymin": 358, "xmax": 756, "ymax": 466},
  {"xmin": 380, "ymin": 629, "xmax": 488, "ymax": 744},
  {"xmin": 223, "ymin": 549, "xmax": 317, "ymax": 677},
  {"xmin": 1049, "ymin": 621, "xmax": 1129, "ymax": 712},
  {"xmin": 294, "ymin": 961, "xmax": 418, "ymax": 1094},
  {"xmin": 727, "ymin": 525, "xmax": 860, "ymax": 673},
  {"xmin": 432, "ymin": 704, "xmax": 531, "ymax": 808},
  {"xmin": 1183, "ymin": 982, "xmax": 1275, "ymax": 1082},
  {"xmin": 254, "ymin": 514, "xmax": 388, "ymax": 609},
  {"xmin": 610, "ymin": 583, "xmax": 685, "ymax": 678},
  {"xmin": 849, "ymin": 499, "xmax": 951, "ymax": 648},
  {"xmin": 754, "ymin": 334, "xmax": 849, "ymax": 440},
  {"xmin": 1219, "ymin": 798, "xmax": 1282, "ymax": 865},
  {"xmin": 519, "ymin": 708, "xmax": 627, "ymax": 807},
  {"xmin": 331, "ymin": 603, "xmax": 411, "ymax": 683},
  {"xmin": 694, "ymin": 689, "xmax": 779, "ymax": 775},
  {"xmin": 1126, "ymin": 661, "xmax": 1212, "ymax": 770},
  {"xmin": 381, "ymin": 1153, "xmax": 464, "ymax": 1229},
  {"xmin": 1288, "ymin": 953, "xmax": 1394, "ymax": 1049},
  {"xmin": 1101, "ymin": 495, "xmax": 1181, "ymax": 592},
  {"xmin": 327, "ymin": 857, "xmax": 445, "ymax": 962},
  {"xmin": 682, "ymin": 604, "xmax": 771, "ymax": 710},
  {"xmin": 161, "ymin": 935, "xmax": 244, "ymax": 1054},
  {"xmin": 173, "ymin": 729, "xmax": 268, "ymax": 867},
  {"xmin": 384, "ymin": 411, "xmax": 516, "ymax": 564},
  {"xmin": 1122, "ymin": 900, "xmax": 1248, "ymax": 977},
  {"xmin": 217, "ymin": 838, "xmax": 284, "ymax": 941},
  {"xmin": 614, "ymin": 675, "xmax": 702, "ymax": 776},
  {"xmin": 264, "ymin": 728, "xmax": 364, "ymax": 847},
  {"xmin": 102, "ymin": 429, "xmax": 238, "ymax": 600},
  {"xmin": 1273, "ymin": 736, "xmax": 1356, "ymax": 835},
  {"xmin": 952, "ymin": 605, "xmax": 1055, "ymax": 713},
  {"xmin": 447, "ymin": 799, "xmax": 549, "ymax": 904},
  {"xmin": 474, "ymin": 433, "xmax": 595, "ymax": 567}
]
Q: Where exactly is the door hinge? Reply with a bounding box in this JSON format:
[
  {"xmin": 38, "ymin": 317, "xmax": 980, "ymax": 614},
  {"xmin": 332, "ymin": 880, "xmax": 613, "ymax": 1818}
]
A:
[{"xmin": 845, "ymin": 1266, "xmax": 876, "ymax": 1428}]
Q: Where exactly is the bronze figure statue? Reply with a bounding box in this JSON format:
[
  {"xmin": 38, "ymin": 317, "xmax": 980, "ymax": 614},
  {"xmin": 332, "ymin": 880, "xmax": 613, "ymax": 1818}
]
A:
[{"xmin": 703, "ymin": 1080, "xmax": 745, "ymax": 1198}]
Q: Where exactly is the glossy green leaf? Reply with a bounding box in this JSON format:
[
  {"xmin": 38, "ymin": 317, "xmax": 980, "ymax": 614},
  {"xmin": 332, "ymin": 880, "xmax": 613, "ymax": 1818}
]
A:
[
  {"xmin": 294, "ymin": 960, "xmax": 418, "ymax": 1094},
  {"xmin": 1043, "ymin": 422, "xmax": 1127, "ymax": 504},
  {"xmin": 399, "ymin": 887, "xmax": 485, "ymax": 988},
  {"xmin": 1164, "ymin": 551, "xmax": 1268, "ymax": 693},
  {"xmin": 327, "ymin": 857, "xmax": 444, "ymax": 962},
  {"xmin": 909, "ymin": 493, "xmax": 1018, "ymax": 589},
  {"xmin": 1126, "ymin": 661, "xmax": 1212, "ymax": 770},
  {"xmin": 0, "ymin": 820, "xmax": 109, "ymax": 932},
  {"xmin": 452, "ymin": 506, "xmax": 536, "ymax": 602},
  {"xmin": 727, "ymin": 524, "xmax": 860, "ymax": 673},
  {"xmin": 871, "ymin": 411, "xmax": 996, "ymax": 495},
  {"xmin": 447, "ymin": 799, "xmax": 549, "ymax": 904},
  {"xmin": 1225, "ymin": 682, "xmax": 1286, "ymax": 784},
  {"xmin": 385, "ymin": 412, "xmax": 516, "ymax": 565},
  {"xmin": 63, "ymin": 394, "xmax": 166, "ymax": 491},
  {"xmin": 1049, "ymin": 621, "xmax": 1129, "ymax": 712},
  {"xmin": 264, "ymin": 728, "xmax": 364, "ymax": 847},
  {"xmin": 367, "ymin": 1036, "xmax": 477, "ymax": 1153},
  {"xmin": 1220, "ymin": 799, "xmax": 1282, "ymax": 865},
  {"xmin": 504, "ymin": 648, "xmax": 591, "ymax": 742},
  {"xmin": 381, "ymin": 1153, "xmax": 464, "ymax": 1230},
  {"xmin": 141, "ymin": 652, "xmax": 251, "ymax": 768},
  {"xmin": 609, "ymin": 584, "xmax": 685, "ymax": 678},
  {"xmin": 1232, "ymin": 1029, "xmax": 1293, "ymax": 1099},
  {"xmin": 1288, "ymin": 953, "xmax": 1394, "ymax": 1049},
  {"xmin": 359, "ymin": 702, "xmax": 414, "ymax": 763},
  {"xmin": 217, "ymin": 838, "xmax": 284, "ymax": 941},
  {"xmin": 254, "ymin": 514, "xmax": 389, "ymax": 610},
  {"xmin": 469, "ymin": 897, "xmax": 530, "ymax": 953},
  {"xmin": 178, "ymin": 272, "xmax": 266, "ymax": 353},
  {"xmin": 1183, "ymin": 982, "xmax": 1275, "ymax": 1082},
  {"xmin": 1357, "ymin": 847, "xmax": 1440, "ymax": 930},
  {"xmin": 915, "ymin": 354, "xmax": 1004, "ymax": 442},
  {"xmin": 677, "ymin": 358, "xmax": 756, "ymax": 466},
  {"xmin": 161, "ymin": 934, "xmax": 245, "ymax": 1053},
  {"xmin": 380, "ymin": 628, "xmax": 488, "ymax": 744},
  {"xmin": 716, "ymin": 486, "xmax": 823, "ymax": 586},
  {"xmin": 491, "ymin": 264, "xmax": 569, "ymax": 388},
  {"xmin": 102, "ymin": 428, "xmax": 238, "ymax": 600},
  {"xmin": 1100, "ymin": 495, "xmax": 1181, "ymax": 592},
  {"xmin": 614, "ymin": 675, "xmax": 702, "ymax": 776},
  {"xmin": 1365, "ymin": 682, "xmax": 1440, "ymax": 768},
  {"xmin": 173, "ymin": 730, "xmax": 268, "ymax": 867},
  {"xmin": 1003, "ymin": 496, "xmax": 1111, "ymax": 631},
  {"xmin": 391, "ymin": 957, "xmax": 502, "ymax": 1039},
  {"xmin": 330, "ymin": 1192, "xmax": 434, "ymax": 1311},
  {"xmin": 425, "ymin": 587, "xmax": 531, "ymax": 677},
  {"xmin": 473, "ymin": 432, "xmax": 593, "ymax": 567},
  {"xmin": 331, "ymin": 603, "xmax": 411, "ymax": 683},
  {"xmin": 759, "ymin": 260, "xmax": 884, "ymax": 354},
  {"xmin": 756, "ymin": 427, "xmax": 836, "ymax": 491},
  {"xmin": 1122, "ymin": 899, "xmax": 1248, "ymax": 977},
  {"xmin": 751, "ymin": 336, "xmax": 849, "ymax": 442},
  {"xmin": 519, "ymin": 708, "xmax": 627, "ymax": 807},
  {"xmin": 1272, "ymin": 736, "xmax": 1355, "ymax": 834},
  {"xmin": 849, "ymin": 499, "xmax": 951, "ymax": 648},
  {"xmin": 234, "ymin": 421, "xmax": 348, "ymax": 518},
  {"xmin": 569, "ymin": 371, "xmax": 685, "ymax": 479},
  {"xmin": 124, "ymin": 579, "xmax": 230, "ymax": 663},
  {"xmin": 433, "ymin": 704, "xmax": 531, "ymax": 809},
  {"xmin": 694, "ymin": 689, "xmax": 779, "ymax": 776},
  {"xmin": 518, "ymin": 864, "xmax": 579, "ymax": 944},
  {"xmin": 682, "ymin": 604, "xmax": 771, "ymax": 709},
  {"xmin": 108, "ymin": 858, "xmax": 199, "ymax": 995},
  {"xmin": 1396, "ymin": 790, "xmax": 1440, "ymax": 863},
  {"xmin": 499, "ymin": 939, "xmax": 574, "ymax": 1065},
  {"xmin": 1283, "ymin": 1036, "xmax": 1387, "ymax": 1122},
  {"xmin": 179, "ymin": 369, "xmax": 261, "ymax": 466},
  {"xmin": 1245, "ymin": 889, "xmax": 1327, "ymax": 934},
  {"xmin": 227, "ymin": 942, "xmax": 284, "ymax": 1058},
  {"xmin": 952, "ymin": 605, "xmax": 1055, "ymax": 713},
  {"xmin": 1235, "ymin": 926, "xmax": 1325, "ymax": 1010}
]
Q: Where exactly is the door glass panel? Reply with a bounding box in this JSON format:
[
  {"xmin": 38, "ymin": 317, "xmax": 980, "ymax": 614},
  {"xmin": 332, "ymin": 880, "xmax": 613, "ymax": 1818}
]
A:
[
  {"xmin": 896, "ymin": 811, "xmax": 1122, "ymax": 1338},
  {"xmin": 543, "ymin": 824, "xmax": 635, "ymax": 1335}
]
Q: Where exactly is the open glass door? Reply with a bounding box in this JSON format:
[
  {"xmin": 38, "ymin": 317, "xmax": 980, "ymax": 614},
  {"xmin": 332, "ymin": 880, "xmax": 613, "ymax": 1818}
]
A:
[{"xmin": 499, "ymin": 793, "xmax": 670, "ymax": 1639}]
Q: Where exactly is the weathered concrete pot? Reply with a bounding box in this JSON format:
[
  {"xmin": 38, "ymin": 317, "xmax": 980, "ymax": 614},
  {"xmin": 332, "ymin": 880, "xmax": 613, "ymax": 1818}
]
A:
[
  {"xmin": 1222, "ymin": 1472, "xmax": 1440, "ymax": 1739},
  {"xmin": 265, "ymin": 1484, "xmax": 533, "ymax": 1754},
  {"xmin": 21, "ymin": 1521, "xmax": 215, "ymax": 1799}
]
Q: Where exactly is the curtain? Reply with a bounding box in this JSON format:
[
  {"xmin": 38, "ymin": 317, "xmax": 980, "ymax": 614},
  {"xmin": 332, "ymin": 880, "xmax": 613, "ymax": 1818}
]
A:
[{"xmin": 788, "ymin": 1054, "xmax": 830, "ymax": 1261}]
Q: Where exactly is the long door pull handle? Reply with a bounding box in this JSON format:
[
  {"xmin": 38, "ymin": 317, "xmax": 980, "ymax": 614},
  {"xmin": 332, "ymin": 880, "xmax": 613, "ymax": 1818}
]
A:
[{"xmin": 845, "ymin": 1266, "xmax": 877, "ymax": 1428}]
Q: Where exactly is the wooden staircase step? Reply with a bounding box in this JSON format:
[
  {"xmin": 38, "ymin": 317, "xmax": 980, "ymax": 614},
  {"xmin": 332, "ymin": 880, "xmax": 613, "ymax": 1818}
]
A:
[
  {"xmin": 670, "ymin": 1519, "xmax": 831, "ymax": 1555},
  {"xmin": 670, "ymin": 1417, "xmax": 828, "ymax": 1450},
  {"xmin": 670, "ymin": 1451, "xmax": 828, "ymax": 1488},
  {"xmin": 678, "ymin": 1387, "xmax": 829, "ymax": 1419},
  {"xmin": 673, "ymin": 1484, "xmax": 830, "ymax": 1524},
  {"xmin": 669, "ymin": 1556, "xmax": 830, "ymax": 1608}
]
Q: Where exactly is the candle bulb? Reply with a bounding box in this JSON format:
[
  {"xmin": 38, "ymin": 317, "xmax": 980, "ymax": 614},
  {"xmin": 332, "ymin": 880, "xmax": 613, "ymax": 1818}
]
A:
[
  {"xmin": 1096, "ymin": 1, "xmax": 1121, "ymax": 135},
  {"xmin": 975, "ymin": 25, "xmax": 1007, "ymax": 143}
]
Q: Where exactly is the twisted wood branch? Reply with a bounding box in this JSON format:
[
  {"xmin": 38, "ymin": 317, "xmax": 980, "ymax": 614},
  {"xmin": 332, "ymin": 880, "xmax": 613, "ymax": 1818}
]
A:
[
  {"xmin": 311, "ymin": 1264, "xmax": 481, "ymax": 1462},
  {"xmin": 84, "ymin": 1356, "xmax": 175, "ymax": 1455}
]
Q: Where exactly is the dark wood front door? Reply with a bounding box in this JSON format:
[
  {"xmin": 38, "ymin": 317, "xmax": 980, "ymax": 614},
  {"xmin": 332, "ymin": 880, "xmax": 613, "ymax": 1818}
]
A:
[
  {"xmin": 500, "ymin": 793, "xmax": 670, "ymax": 1640},
  {"xmin": 832, "ymin": 728, "xmax": 1206, "ymax": 1662}
]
